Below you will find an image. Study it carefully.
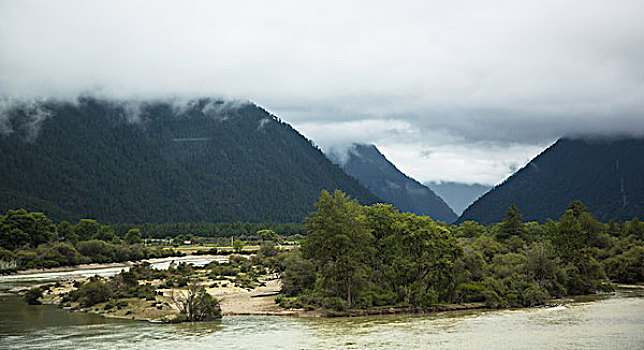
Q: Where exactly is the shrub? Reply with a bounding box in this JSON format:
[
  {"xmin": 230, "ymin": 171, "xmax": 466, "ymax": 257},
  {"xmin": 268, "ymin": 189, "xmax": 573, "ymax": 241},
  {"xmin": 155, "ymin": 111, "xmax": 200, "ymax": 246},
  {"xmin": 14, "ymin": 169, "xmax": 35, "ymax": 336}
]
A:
[
  {"xmin": 322, "ymin": 297, "xmax": 347, "ymax": 311},
  {"xmin": 24, "ymin": 287, "xmax": 43, "ymax": 305},
  {"xmin": 456, "ymin": 282, "xmax": 487, "ymax": 303},
  {"xmin": 78, "ymin": 278, "xmax": 113, "ymax": 307},
  {"xmin": 484, "ymin": 290, "xmax": 503, "ymax": 308}
]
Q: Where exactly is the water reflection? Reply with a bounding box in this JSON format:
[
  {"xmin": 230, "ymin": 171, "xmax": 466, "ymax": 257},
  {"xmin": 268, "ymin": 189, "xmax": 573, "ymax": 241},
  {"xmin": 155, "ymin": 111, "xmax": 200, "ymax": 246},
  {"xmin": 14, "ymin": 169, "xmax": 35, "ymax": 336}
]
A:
[{"xmin": 1, "ymin": 288, "xmax": 643, "ymax": 349}]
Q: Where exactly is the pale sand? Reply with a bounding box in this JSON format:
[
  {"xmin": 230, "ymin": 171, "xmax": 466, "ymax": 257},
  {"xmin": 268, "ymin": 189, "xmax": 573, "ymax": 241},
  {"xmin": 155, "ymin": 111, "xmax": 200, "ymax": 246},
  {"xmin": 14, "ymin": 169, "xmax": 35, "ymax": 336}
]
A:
[{"xmin": 214, "ymin": 279, "xmax": 307, "ymax": 316}]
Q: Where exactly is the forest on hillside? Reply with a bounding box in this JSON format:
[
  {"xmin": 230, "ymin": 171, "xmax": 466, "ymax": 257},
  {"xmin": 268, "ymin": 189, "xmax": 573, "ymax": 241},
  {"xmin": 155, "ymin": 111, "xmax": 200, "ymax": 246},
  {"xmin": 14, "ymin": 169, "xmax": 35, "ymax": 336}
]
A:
[
  {"xmin": 459, "ymin": 137, "xmax": 644, "ymax": 224},
  {"xmin": 0, "ymin": 97, "xmax": 377, "ymax": 224}
]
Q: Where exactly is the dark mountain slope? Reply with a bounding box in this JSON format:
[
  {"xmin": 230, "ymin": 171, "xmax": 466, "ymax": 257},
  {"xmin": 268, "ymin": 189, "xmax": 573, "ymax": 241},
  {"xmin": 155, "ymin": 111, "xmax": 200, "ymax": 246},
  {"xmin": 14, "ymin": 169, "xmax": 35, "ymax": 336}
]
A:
[
  {"xmin": 329, "ymin": 144, "xmax": 458, "ymax": 223},
  {"xmin": 458, "ymin": 137, "xmax": 644, "ymax": 224},
  {"xmin": 426, "ymin": 181, "xmax": 491, "ymax": 216},
  {"xmin": 0, "ymin": 97, "xmax": 378, "ymax": 223}
]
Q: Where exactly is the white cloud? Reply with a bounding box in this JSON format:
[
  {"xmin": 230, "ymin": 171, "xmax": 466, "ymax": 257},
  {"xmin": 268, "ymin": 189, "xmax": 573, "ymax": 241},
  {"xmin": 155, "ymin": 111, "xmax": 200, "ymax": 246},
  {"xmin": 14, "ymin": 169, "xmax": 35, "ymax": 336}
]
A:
[{"xmin": 1, "ymin": 0, "xmax": 643, "ymax": 184}]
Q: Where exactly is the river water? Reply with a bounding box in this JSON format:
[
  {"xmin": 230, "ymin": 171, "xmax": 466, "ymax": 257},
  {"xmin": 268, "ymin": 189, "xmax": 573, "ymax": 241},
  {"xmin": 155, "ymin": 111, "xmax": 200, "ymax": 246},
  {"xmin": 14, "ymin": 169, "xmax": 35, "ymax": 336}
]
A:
[{"xmin": 1, "ymin": 265, "xmax": 643, "ymax": 349}]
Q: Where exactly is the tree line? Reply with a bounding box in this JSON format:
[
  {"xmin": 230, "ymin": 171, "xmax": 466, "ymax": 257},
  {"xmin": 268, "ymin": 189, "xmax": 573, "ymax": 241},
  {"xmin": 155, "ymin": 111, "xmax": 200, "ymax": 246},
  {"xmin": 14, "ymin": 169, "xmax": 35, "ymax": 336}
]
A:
[
  {"xmin": 0, "ymin": 209, "xmax": 179, "ymax": 271},
  {"xmin": 277, "ymin": 190, "xmax": 643, "ymax": 311}
]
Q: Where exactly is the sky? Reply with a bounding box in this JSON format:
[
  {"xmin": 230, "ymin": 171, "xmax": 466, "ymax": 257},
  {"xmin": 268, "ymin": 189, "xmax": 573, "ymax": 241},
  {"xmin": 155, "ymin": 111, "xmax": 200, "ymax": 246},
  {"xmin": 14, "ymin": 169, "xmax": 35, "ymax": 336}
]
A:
[{"xmin": 1, "ymin": 0, "xmax": 643, "ymax": 185}]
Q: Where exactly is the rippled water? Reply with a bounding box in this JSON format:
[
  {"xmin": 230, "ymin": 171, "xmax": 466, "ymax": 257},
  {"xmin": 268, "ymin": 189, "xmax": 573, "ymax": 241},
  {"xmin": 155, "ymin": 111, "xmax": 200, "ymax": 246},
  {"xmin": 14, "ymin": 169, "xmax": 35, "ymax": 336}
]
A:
[{"xmin": 1, "ymin": 288, "xmax": 643, "ymax": 349}]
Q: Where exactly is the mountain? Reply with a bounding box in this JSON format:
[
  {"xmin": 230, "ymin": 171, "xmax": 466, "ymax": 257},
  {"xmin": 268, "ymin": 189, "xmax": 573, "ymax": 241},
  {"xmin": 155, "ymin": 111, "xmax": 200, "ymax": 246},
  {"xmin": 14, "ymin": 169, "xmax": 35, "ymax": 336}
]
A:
[
  {"xmin": 328, "ymin": 144, "xmax": 458, "ymax": 223},
  {"xmin": 0, "ymin": 97, "xmax": 379, "ymax": 223},
  {"xmin": 426, "ymin": 181, "xmax": 491, "ymax": 216},
  {"xmin": 458, "ymin": 137, "xmax": 644, "ymax": 224}
]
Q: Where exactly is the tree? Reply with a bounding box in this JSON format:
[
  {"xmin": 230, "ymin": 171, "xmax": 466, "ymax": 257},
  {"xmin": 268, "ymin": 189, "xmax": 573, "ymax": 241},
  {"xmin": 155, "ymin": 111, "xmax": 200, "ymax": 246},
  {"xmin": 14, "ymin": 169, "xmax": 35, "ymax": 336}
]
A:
[
  {"xmin": 280, "ymin": 250, "xmax": 316, "ymax": 296},
  {"xmin": 57, "ymin": 221, "xmax": 78, "ymax": 243},
  {"xmin": 456, "ymin": 221, "xmax": 487, "ymax": 238},
  {"xmin": 0, "ymin": 209, "xmax": 55, "ymax": 249},
  {"xmin": 124, "ymin": 229, "xmax": 143, "ymax": 245},
  {"xmin": 524, "ymin": 241, "xmax": 564, "ymax": 295},
  {"xmin": 497, "ymin": 204, "xmax": 526, "ymax": 241},
  {"xmin": 171, "ymin": 282, "xmax": 221, "ymax": 321},
  {"xmin": 567, "ymin": 200, "xmax": 588, "ymax": 218},
  {"xmin": 301, "ymin": 190, "xmax": 373, "ymax": 307},
  {"xmin": 393, "ymin": 214, "xmax": 462, "ymax": 305},
  {"xmin": 94, "ymin": 225, "xmax": 117, "ymax": 242},
  {"xmin": 553, "ymin": 209, "xmax": 586, "ymax": 260},
  {"xmin": 232, "ymin": 239, "xmax": 245, "ymax": 252},
  {"xmin": 77, "ymin": 277, "xmax": 113, "ymax": 307},
  {"xmin": 257, "ymin": 229, "xmax": 278, "ymax": 243},
  {"xmin": 75, "ymin": 219, "xmax": 100, "ymax": 241}
]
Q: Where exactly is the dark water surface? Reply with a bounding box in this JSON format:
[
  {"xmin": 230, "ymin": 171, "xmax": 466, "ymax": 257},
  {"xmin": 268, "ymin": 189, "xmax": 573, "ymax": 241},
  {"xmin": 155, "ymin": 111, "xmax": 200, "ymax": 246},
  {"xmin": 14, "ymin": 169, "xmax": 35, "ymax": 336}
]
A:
[{"xmin": 1, "ymin": 287, "xmax": 642, "ymax": 349}]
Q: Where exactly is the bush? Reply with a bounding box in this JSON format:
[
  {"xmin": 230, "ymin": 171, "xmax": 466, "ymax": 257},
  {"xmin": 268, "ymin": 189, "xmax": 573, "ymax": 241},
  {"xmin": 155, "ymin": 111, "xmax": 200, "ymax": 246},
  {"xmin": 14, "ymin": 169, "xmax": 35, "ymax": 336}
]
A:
[
  {"xmin": 456, "ymin": 282, "xmax": 487, "ymax": 303},
  {"xmin": 603, "ymin": 246, "xmax": 644, "ymax": 283},
  {"xmin": 322, "ymin": 297, "xmax": 347, "ymax": 311},
  {"xmin": 420, "ymin": 290, "xmax": 438, "ymax": 308},
  {"xmin": 484, "ymin": 290, "xmax": 503, "ymax": 308},
  {"xmin": 171, "ymin": 283, "xmax": 222, "ymax": 321},
  {"xmin": 78, "ymin": 278, "xmax": 113, "ymax": 307},
  {"xmin": 520, "ymin": 285, "xmax": 548, "ymax": 306},
  {"xmin": 24, "ymin": 287, "xmax": 43, "ymax": 305}
]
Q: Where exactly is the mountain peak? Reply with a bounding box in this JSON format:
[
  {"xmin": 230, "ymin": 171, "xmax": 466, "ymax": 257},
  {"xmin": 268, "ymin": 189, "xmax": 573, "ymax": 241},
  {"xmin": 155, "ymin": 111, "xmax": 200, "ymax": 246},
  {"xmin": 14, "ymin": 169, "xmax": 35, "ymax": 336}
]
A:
[{"xmin": 329, "ymin": 143, "xmax": 458, "ymax": 223}]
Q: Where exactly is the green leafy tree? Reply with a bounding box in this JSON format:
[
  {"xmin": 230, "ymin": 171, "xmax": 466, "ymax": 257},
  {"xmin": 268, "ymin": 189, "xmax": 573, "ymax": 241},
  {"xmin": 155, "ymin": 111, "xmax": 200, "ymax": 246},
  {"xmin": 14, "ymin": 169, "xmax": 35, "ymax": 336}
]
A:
[
  {"xmin": 75, "ymin": 219, "xmax": 100, "ymax": 241},
  {"xmin": 77, "ymin": 278, "xmax": 113, "ymax": 307},
  {"xmin": 0, "ymin": 209, "xmax": 55, "ymax": 249},
  {"xmin": 232, "ymin": 239, "xmax": 245, "ymax": 252},
  {"xmin": 567, "ymin": 200, "xmax": 588, "ymax": 218},
  {"xmin": 497, "ymin": 204, "xmax": 526, "ymax": 241},
  {"xmin": 279, "ymin": 250, "xmax": 316, "ymax": 296},
  {"xmin": 57, "ymin": 221, "xmax": 78, "ymax": 243},
  {"xmin": 124, "ymin": 229, "xmax": 143, "ymax": 245},
  {"xmin": 553, "ymin": 209, "xmax": 586, "ymax": 260},
  {"xmin": 257, "ymin": 229, "xmax": 278, "ymax": 243},
  {"xmin": 456, "ymin": 221, "xmax": 487, "ymax": 238},
  {"xmin": 94, "ymin": 225, "xmax": 117, "ymax": 242},
  {"xmin": 301, "ymin": 190, "xmax": 373, "ymax": 306}
]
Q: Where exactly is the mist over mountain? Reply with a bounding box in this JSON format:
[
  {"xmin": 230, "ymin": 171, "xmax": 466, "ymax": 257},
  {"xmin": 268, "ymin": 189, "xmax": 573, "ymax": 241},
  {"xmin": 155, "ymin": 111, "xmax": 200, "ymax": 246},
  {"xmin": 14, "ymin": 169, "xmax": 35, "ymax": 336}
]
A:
[
  {"xmin": 0, "ymin": 97, "xmax": 379, "ymax": 223},
  {"xmin": 458, "ymin": 137, "xmax": 644, "ymax": 224},
  {"xmin": 328, "ymin": 144, "xmax": 458, "ymax": 223},
  {"xmin": 426, "ymin": 181, "xmax": 490, "ymax": 216}
]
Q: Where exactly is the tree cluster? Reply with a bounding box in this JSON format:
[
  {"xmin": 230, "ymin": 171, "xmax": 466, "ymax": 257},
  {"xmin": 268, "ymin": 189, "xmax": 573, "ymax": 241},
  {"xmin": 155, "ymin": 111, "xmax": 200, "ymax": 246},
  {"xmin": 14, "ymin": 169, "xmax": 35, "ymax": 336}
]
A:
[
  {"xmin": 279, "ymin": 191, "xmax": 642, "ymax": 311},
  {"xmin": 0, "ymin": 209, "xmax": 180, "ymax": 272}
]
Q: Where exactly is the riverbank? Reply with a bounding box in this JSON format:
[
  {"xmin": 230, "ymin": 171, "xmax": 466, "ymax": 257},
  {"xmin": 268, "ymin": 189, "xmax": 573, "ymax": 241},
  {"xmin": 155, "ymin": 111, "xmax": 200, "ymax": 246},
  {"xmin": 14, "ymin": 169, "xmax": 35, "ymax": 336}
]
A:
[
  {"xmin": 7, "ymin": 258, "xmax": 628, "ymax": 323},
  {"xmin": 13, "ymin": 254, "xmax": 225, "ymax": 276}
]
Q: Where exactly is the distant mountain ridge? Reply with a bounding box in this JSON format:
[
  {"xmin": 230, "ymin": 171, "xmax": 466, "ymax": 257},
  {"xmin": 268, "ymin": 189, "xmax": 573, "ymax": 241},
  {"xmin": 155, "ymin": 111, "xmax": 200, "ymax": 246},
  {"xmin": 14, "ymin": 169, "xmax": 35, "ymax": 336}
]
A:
[
  {"xmin": 426, "ymin": 181, "xmax": 490, "ymax": 216},
  {"xmin": 0, "ymin": 97, "xmax": 379, "ymax": 223},
  {"xmin": 458, "ymin": 137, "xmax": 644, "ymax": 224},
  {"xmin": 328, "ymin": 144, "xmax": 458, "ymax": 223}
]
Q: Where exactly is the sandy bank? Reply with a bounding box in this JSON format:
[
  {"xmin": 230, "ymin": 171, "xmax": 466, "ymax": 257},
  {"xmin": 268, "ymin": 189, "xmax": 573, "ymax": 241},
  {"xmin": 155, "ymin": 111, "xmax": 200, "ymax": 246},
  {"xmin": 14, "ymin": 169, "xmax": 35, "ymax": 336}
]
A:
[{"xmin": 215, "ymin": 279, "xmax": 313, "ymax": 316}]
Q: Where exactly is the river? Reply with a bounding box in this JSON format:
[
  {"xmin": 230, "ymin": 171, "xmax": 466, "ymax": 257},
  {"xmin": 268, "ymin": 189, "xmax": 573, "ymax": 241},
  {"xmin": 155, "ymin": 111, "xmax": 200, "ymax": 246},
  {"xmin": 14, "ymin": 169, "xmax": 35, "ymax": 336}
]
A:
[{"xmin": 1, "ymin": 265, "xmax": 642, "ymax": 349}]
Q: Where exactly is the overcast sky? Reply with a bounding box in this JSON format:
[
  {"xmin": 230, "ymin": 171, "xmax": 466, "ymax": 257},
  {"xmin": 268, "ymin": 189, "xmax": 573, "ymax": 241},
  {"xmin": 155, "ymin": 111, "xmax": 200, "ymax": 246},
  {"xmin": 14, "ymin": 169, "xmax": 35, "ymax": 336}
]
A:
[{"xmin": 1, "ymin": 0, "xmax": 643, "ymax": 185}]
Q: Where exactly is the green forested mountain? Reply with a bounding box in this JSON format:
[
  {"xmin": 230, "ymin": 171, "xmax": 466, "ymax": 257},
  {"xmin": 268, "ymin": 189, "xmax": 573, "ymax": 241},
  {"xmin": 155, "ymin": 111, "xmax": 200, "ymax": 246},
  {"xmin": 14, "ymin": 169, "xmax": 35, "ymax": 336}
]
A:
[
  {"xmin": 328, "ymin": 144, "xmax": 457, "ymax": 223},
  {"xmin": 0, "ymin": 97, "xmax": 378, "ymax": 223},
  {"xmin": 458, "ymin": 137, "xmax": 644, "ymax": 224}
]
